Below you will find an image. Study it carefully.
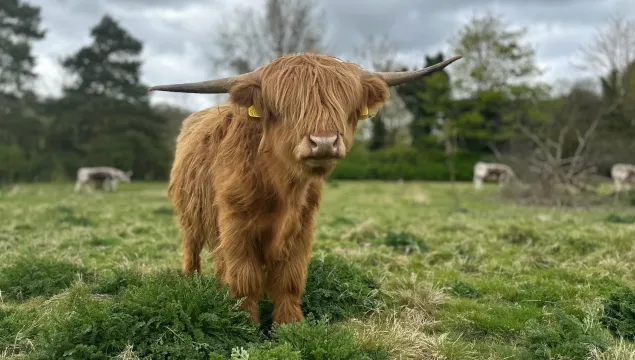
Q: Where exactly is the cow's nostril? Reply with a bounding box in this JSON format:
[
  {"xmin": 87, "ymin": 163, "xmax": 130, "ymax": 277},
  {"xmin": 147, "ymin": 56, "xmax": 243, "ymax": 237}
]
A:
[{"xmin": 309, "ymin": 137, "xmax": 318, "ymax": 150}]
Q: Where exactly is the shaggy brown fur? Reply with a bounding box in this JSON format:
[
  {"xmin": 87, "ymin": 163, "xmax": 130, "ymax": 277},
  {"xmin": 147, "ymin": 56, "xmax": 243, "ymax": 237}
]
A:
[{"xmin": 168, "ymin": 53, "xmax": 391, "ymax": 325}]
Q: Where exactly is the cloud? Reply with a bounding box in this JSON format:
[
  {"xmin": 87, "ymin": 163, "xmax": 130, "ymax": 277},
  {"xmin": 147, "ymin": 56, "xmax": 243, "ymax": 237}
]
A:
[{"xmin": 28, "ymin": 0, "xmax": 635, "ymax": 110}]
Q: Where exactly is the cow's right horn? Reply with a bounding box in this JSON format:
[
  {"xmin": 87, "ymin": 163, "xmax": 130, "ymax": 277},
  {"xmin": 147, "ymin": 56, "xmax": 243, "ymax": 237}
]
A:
[{"xmin": 148, "ymin": 67, "xmax": 263, "ymax": 94}]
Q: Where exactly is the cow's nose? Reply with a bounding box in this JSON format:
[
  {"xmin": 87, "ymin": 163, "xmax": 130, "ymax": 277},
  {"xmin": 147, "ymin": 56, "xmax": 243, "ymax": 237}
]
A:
[{"xmin": 308, "ymin": 134, "xmax": 339, "ymax": 158}]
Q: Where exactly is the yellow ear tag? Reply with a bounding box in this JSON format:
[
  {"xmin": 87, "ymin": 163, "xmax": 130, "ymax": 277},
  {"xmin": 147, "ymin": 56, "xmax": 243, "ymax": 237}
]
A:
[
  {"xmin": 248, "ymin": 105, "xmax": 260, "ymax": 118},
  {"xmin": 360, "ymin": 106, "xmax": 369, "ymax": 119},
  {"xmin": 360, "ymin": 106, "xmax": 375, "ymax": 119}
]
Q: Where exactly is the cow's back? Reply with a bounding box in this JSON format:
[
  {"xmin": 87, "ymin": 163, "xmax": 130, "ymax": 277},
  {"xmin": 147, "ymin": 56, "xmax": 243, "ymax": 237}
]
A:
[
  {"xmin": 168, "ymin": 105, "xmax": 236, "ymax": 247},
  {"xmin": 168, "ymin": 106, "xmax": 231, "ymax": 198}
]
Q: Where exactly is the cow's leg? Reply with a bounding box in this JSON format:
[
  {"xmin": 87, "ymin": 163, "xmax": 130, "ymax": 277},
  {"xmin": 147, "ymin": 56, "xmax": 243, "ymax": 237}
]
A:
[
  {"xmin": 217, "ymin": 209, "xmax": 264, "ymax": 323},
  {"xmin": 180, "ymin": 216, "xmax": 205, "ymax": 275},
  {"xmin": 265, "ymin": 219, "xmax": 314, "ymax": 325},
  {"xmin": 474, "ymin": 175, "xmax": 483, "ymax": 190},
  {"xmin": 614, "ymin": 179, "xmax": 622, "ymax": 194},
  {"xmin": 74, "ymin": 179, "xmax": 84, "ymax": 193},
  {"xmin": 110, "ymin": 179, "xmax": 119, "ymax": 192}
]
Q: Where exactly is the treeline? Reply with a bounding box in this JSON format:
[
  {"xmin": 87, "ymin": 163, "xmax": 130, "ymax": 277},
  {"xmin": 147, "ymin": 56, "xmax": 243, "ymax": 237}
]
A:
[{"xmin": 1, "ymin": 0, "xmax": 634, "ymax": 183}]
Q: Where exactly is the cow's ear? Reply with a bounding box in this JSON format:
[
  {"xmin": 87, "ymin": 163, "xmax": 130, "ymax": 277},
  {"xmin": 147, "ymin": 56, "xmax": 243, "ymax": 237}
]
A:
[
  {"xmin": 360, "ymin": 75, "xmax": 390, "ymax": 120},
  {"xmin": 230, "ymin": 77, "xmax": 265, "ymax": 120}
]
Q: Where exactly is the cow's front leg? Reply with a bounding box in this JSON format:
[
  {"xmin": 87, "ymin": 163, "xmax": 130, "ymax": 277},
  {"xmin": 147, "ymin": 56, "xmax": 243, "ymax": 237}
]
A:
[
  {"xmin": 217, "ymin": 209, "xmax": 264, "ymax": 324},
  {"xmin": 265, "ymin": 230, "xmax": 313, "ymax": 325}
]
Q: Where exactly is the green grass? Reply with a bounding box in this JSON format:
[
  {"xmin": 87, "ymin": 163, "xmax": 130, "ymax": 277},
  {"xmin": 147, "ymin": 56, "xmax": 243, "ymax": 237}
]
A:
[{"xmin": 1, "ymin": 181, "xmax": 635, "ymax": 359}]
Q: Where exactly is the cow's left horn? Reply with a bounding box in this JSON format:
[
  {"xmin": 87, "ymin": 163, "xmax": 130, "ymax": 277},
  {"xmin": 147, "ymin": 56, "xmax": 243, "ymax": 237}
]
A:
[
  {"xmin": 367, "ymin": 55, "xmax": 462, "ymax": 87},
  {"xmin": 148, "ymin": 67, "xmax": 263, "ymax": 94}
]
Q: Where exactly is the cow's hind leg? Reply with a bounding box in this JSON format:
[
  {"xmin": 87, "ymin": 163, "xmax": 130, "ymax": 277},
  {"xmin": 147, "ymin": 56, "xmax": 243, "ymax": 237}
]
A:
[
  {"xmin": 181, "ymin": 223, "xmax": 205, "ymax": 275},
  {"xmin": 177, "ymin": 208, "xmax": 207, "ymax": 275}
]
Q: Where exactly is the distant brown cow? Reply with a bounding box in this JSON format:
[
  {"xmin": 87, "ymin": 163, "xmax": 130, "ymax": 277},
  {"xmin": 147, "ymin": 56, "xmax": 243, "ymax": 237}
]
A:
[{"xmin": 149, "ymin": 53, "xmax": 462, "ymax": 325}]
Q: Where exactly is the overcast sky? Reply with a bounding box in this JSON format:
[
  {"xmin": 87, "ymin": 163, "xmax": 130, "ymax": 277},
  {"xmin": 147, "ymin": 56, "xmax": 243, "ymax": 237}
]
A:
[{"xmin": 29, "ymin": 0, "xmax": 634, "ymax": 110}]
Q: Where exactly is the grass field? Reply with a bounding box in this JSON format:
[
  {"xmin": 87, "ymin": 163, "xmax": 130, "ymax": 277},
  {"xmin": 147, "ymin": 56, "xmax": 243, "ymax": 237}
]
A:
[{"xmin": 2, "ymin": 181, "xmax": 635, "ymax": 359}]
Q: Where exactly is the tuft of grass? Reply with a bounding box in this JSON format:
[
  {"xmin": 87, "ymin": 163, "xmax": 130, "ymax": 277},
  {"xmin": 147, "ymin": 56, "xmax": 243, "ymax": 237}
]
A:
[
  {"xmin": 0, "ymin": 256, "xmax": 92, "ymax": 301},
  {"xmin": 301, "ymin": 253, "xmax": 383, "ymax": 323},
  {"xmin": 500, "ymin": 225, "xmax": 541, "ymax": 245},
  {"xmin": 383, "ymin": 231, "xmax": 428, "ymax": 254},
  {"xmin": 588, "ymin": 338, "xmax": 635, "ymax": 360},
  {"xmin": 270, "ymin": 317, "xmax": 386, "ymax": 360},
  {"xmin": 0, "ymin": 306, "xmax": 37, "ymax": 357},
  {"xmin": 602, "ymin": 286, "xmax": 635, "ymax": 340},
  {"xmin": 152, "ymin": 206, "xmax": 174, "ymax": 216},
  {"xmin": 523, "ymin": 307, "xmax": 612, "ymax": 360},
  {"xmin": 33, "ymin": 270, "xmax": 260, "ymax": 360},
  {"xmin": 446, "ymin": 279, "xmax": 479, "ymax": 299},
  {"xmin": 243, "ymin": 342, "xmax": 302, "ymax": 360},
  {"xmin": 90, "ymin": 267, "xmax": 145, "ymax": 296},
  {"xmin": 605, "ymin": 214, "xmax": 635, "ymax": 224}
]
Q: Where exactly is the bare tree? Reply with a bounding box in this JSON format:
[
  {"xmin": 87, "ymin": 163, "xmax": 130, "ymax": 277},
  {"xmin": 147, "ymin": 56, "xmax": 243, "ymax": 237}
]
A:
[
  {"xmin": 572, "ymin": 13, "xmax": 635, "ymax": 167},
  {"xmin": 574, "ymin": 13, "xmax": 635, "ymax": 77},
  {"xmin": 501, "ymin": 80, "xmax": 621, "ymax": 206},
  {"xmin": 209, "ymin": 0, "xmax": 328, "ymax": 75},
  {"xmin": 351, "ymin": 33, "xmax": 413, "ymax": 145}
]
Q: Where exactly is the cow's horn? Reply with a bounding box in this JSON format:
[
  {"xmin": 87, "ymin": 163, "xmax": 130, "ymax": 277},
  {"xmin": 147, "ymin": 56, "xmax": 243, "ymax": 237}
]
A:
[
  {"xmin": 367, "ymin": 55, "xmax": 462, "ymax": 87},
  {"xmin": 148, "ymin": 67, "xmax": 263, "ymax": 94},
  {"xmin": 148, "ymin": 77, "xmax": 237, "ymax": 94}
]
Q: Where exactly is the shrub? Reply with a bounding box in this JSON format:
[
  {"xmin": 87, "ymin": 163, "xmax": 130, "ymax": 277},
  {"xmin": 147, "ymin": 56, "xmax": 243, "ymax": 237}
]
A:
[
  {"xmin": 0, "ymin": 256, "xmax": 91, "ymax": 301},
  {"xmin": 34, "ymin": 270, "xmax": 260, "ymax": 360},
  {"xmin": 602, "ymin": 286, "xmax": 635, "ymax": 340},
  {"xmin": 302, "ymin": 254, "xmax": 383, "ymax": 322},
  {"xmin": 0, "ymin": 306, "xmax": 37, "ymax": 356},
  {"xmin": 90, "ymin": 267, "xmax": 145, "ymax": 295},
  {"xmin": 330, "ymin": 146, "xmax": 485, "ymax": 181},
  {"xmin": 523, "ymin": 307, "xmax": 612, "ymax": 360},
  {"xmin": 245, "ymin": 343, "xmax": 302, "ymax": 360},
  {"xmin": 272, "ymin": 318, "xmax": 386, "ymax": 360}
]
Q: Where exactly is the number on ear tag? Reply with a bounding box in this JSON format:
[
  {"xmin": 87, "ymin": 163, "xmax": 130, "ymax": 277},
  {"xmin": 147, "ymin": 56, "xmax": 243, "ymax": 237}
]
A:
[{"xmin": 248, "ymin": 105, "xmax": 260, "ymax": 118}]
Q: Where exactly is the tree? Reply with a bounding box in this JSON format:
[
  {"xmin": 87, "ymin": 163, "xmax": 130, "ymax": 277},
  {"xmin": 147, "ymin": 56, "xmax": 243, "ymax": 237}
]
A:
[
  {"xmin": 575, "ymin": 13, "xmax": 635, "ymax": 78},
  {"xmin": 60, "ymin": 15, "xmax": 148, "ymax": 105},
  {"xmin": 46, "ymin": 15, "xmax": 171, "ymax": 180},
  {"xmin": 368, "ymin": 113, "xmax": 387, "ymax": 151},
  {"xmin": 449, "ymin": 11, "xmax": 543, "ymax": 94},
  {"xmin": 0, "ymin": 0, "xmax": 46, "ymax": 182},
  {"xmin": 0, "ymin": 0, "xmax": 46, "ymax": 96},
  {"xmin": 447, "ymin": 11, "xmax": 548, "ymax": 153},
  {"xmin": 209, "ymin": 0, "xmax": 327, "ymax": 75},
  {"xmin": 574, "ymin": 13, "xmax": 635, "ymax": 165},
  {"xmin": 352, "ymin": 33, "xmax": 412, "ymax": 147},
  {"xmin": 395, "ymin": 52, "xmax": 453, "ymax": 151}
]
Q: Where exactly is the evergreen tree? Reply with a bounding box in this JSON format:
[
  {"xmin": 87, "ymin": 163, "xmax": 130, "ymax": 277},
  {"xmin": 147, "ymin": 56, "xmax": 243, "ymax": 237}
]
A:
[
  {"xmin": 46, "ymin": 14, "xmax": 171, "ymax": 180},
  {"xmin": 0, "ymin": 0, "xmax": 46, "ymax": 182},
  {"xmin": 60, "ymin": 14, "xmax": 148, "ymax": 105},
  {"xmin": 0, "ymin": 0, "xmax": 45, "ymax": 96},
  {"xmin": 368, "ymin": 114, "xmax": 387, "ymax": 151}
]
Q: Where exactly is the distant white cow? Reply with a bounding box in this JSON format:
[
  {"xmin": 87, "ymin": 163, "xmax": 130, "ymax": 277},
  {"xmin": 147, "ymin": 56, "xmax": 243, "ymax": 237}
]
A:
[
  {"xmin": 611, "ymin": 163, "xmax": 635, "ymax": 193},
  {"xmin": 75, "ymin": 167, "xmax": 133, "ymax": 193},
  {"xmin": 473, "ymin": 161, "xmax": 516, "ymax": 190}
]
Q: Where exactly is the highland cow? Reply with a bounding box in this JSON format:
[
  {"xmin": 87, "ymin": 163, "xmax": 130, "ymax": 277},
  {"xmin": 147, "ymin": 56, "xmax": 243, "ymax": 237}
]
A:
[
  {"xmin": 473, "ymin": 161, "xmax": 516, "ymax": 190},
  {"xmin": 149, "ymin": 53, "xmax": 462, "ymax": 325}
]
